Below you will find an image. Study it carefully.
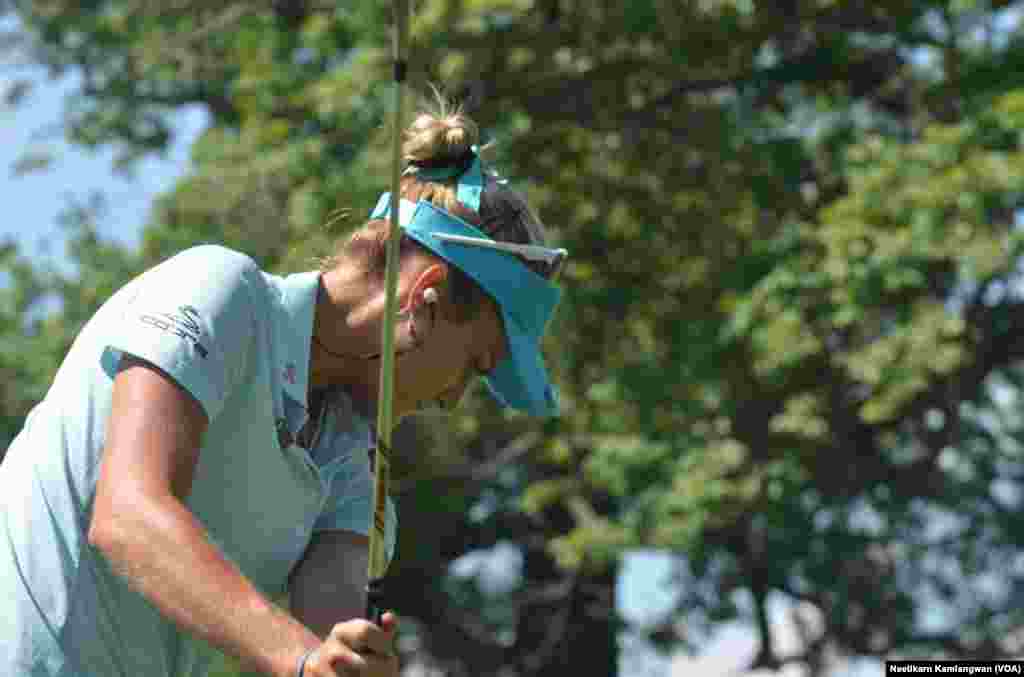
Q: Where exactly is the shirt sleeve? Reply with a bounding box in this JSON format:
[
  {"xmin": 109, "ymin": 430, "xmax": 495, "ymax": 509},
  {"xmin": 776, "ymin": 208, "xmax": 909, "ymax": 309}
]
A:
[
  {"xmin": 104, "ymin": 245, "xmax": 259, "ymax": 422},
  {"xmin": 313, "ymin": 449, "xmax": 398, "ymax": 567}
]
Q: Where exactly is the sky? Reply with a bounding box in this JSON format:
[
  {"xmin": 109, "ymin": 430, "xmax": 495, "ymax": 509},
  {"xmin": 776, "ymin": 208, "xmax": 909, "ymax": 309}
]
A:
[
  {"xmin": 0, "ymin": 68, "xmax": 207, "ymax": 262},
  {"xmin": 1, "ymin": 63, "xmax": 884, "ymax": 677}
]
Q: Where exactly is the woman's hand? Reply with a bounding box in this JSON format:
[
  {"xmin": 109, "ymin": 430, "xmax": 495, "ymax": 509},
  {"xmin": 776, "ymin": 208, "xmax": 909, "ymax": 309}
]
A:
[{"xmin": 300, "ymin": 613, "xmax": 399, "ymax": 677}]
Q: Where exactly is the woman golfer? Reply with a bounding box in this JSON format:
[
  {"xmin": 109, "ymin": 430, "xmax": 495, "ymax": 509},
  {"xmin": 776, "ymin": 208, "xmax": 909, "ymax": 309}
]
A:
[{"xmin": 0, "ymin": 104, "xmax": 566, "ymax": 677}]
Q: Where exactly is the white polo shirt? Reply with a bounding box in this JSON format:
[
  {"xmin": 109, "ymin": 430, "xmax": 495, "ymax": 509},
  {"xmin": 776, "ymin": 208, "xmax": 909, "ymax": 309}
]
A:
[{"xmin": 0, "ymin": 245, "xmax": 396, "ymax": 676}]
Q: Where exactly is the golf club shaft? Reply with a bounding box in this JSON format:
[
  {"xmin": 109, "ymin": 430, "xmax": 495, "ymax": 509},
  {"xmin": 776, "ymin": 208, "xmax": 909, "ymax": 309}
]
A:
[{"xmin": 366, "ymin": 0, "xmax": 409, "ymax": 624}]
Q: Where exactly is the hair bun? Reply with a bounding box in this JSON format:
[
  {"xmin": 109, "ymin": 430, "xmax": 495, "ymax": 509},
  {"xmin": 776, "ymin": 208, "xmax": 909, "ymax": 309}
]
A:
[
  {"xmin": 403, "ymin": 103, "xmax": 479, "ymax": 169},
  {"xmin": 440, "ymin": 117, "xmax": 471, "ymax": 149}
]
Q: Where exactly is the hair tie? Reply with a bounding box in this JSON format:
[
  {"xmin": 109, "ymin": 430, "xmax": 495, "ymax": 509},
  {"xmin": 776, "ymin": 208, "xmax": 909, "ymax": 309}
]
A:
[{"xmin": 411, "ymin": 147, "xmax": 477, "ymax": 181}]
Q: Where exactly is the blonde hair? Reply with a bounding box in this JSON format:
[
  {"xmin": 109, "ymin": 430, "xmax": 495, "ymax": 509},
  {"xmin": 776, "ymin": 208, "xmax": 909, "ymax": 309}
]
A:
[
  {"xmin": 333, "ymin": 93, "xmax": 483, "ymax": 270},
  {"xmin": 327, "ymin": 91, "xmax": 549, "ymax": 322},
  {"xmin": 400, "ymin": 97, "xmax": 480, "ymax": 214},
  {"xmin": 404, "ymin": 99, "xmax": 478, "ymax": 163}
]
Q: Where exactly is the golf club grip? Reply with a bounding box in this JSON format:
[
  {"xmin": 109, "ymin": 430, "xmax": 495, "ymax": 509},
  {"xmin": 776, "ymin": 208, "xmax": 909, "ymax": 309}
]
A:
[{"xmin": 366, "ymin": 577, "xmax": 386, "ymax": 624}]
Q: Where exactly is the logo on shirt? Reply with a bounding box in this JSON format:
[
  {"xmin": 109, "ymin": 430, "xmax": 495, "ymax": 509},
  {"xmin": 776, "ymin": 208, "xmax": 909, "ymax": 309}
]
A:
[
  {"xmin": 139, "ymin": 305, "xmax": 209, "ymax": 358},
  {"xmin": 284, "ymin": 363, "xmax": 297, "ymax": 385}
]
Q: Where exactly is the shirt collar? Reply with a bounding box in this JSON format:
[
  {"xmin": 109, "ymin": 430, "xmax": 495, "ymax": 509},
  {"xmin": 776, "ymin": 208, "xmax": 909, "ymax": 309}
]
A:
[{"xmin": 272, "ymin": 269, "xmax": 321, "ymax": 410}]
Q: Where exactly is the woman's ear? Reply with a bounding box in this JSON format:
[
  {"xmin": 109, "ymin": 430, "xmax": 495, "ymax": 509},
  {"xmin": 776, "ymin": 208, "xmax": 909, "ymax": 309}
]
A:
[
  {"xmin": 393, "ymin": 262, "xmax": 448, "ymax": 354},
  {"xmin": 405, "ymin": 262, "xmax": 449, "ymax": 312}
]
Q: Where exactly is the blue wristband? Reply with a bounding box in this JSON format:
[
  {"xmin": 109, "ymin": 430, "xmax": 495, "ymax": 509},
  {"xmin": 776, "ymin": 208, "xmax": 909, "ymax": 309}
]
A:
[{"xmin": 297, "ymin": 648, "xmax": 317, "ymax": 677}]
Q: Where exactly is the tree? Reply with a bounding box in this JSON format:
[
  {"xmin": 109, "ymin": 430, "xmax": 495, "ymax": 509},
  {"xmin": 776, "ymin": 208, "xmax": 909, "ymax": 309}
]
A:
[{"xmin": 5, "ymin": 1, "xmax": 1024, "ymax": 675}]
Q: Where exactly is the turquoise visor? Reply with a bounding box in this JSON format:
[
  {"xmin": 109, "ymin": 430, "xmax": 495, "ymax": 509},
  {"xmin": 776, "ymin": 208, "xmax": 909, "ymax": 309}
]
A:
[{"xmin": 370, "ymin": 193, "xmax": 562, "ymax": 416}]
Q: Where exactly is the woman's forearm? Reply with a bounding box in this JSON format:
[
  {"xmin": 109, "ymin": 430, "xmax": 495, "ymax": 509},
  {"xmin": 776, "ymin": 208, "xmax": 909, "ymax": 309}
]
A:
[{"xmin": 89, "ymin": 492, "xmax": 319, "ymax": 677}]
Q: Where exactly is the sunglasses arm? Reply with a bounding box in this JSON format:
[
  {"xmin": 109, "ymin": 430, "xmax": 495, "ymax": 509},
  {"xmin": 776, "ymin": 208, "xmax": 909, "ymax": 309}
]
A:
[{"xmin": 432, "ymin": 233, "xmax": 568, "ymax": 265}]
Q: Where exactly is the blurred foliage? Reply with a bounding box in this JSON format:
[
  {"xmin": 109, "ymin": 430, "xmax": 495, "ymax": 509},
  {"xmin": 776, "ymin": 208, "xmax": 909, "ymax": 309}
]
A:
[{"xmin": 7, "ymin": 0, "xmax": 1024, "ymax": 675}]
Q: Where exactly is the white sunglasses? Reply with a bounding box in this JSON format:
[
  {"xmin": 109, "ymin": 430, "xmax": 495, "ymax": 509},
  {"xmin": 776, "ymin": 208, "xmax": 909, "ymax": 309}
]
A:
[{"xmin": 431, "ymin": 233, "xmax": 569, "ymax": 279}]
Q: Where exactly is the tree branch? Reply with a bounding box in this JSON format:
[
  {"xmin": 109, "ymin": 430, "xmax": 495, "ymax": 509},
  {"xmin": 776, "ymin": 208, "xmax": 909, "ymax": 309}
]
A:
[{"xmin": 393, "ymin": 432, "xmax": 541, "ymax": 492}]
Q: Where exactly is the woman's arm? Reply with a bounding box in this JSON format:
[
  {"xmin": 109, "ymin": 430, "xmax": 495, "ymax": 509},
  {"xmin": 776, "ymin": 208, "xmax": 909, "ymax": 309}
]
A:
[
  {"xmin": 89, "ymin": 355, "xmax": 321, "ymax": 677},
  {"xmin": 289, "ymin": 530, "xmax": 371, "ymax": 638}
]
